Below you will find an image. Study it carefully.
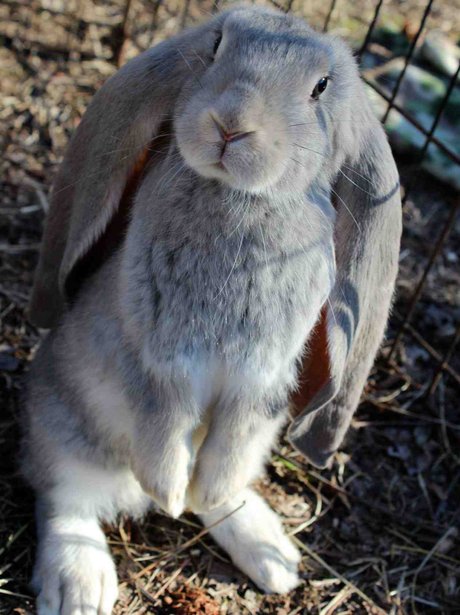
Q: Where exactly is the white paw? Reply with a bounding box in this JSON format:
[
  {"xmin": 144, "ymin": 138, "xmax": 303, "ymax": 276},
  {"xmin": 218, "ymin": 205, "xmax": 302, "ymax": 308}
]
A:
[
  {"xmin": 199, "ymin": 488, "xmax": 301, "ymax": 594},
  {"xmin": 236, "ymin": 534, "xmax": 301, "ymax": 594},
  {"xmin": 33, "ymin": 522, "xmax": 118, "ymax": 615}
]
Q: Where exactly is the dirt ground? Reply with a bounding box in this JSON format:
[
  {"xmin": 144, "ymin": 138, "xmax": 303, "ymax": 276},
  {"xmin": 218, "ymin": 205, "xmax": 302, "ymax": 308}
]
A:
[{"xmin": 1, "ymin": 1, "xmax": 459, "ymax": 614}]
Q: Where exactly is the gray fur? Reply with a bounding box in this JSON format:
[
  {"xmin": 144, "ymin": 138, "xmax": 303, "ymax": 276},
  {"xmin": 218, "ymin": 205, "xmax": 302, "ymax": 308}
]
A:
[{"xmin": 22, "ymin": 6, "xmax": 401, "ymax": 611}]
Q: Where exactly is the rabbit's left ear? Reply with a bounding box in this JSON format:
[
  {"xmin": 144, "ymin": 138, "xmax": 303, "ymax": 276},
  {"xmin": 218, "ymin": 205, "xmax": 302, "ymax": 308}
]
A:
[{"xmin": 288, "ymin": 85, "xmax": 402, "ymax": 468}]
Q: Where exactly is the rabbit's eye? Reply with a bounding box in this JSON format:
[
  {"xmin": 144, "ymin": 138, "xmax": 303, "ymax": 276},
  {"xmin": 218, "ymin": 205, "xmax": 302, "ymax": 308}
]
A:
[
  {"xmin": 212, "ymin": 33, "xmax": 222, "ymax": 58},
  {"xmin": 311, "ymin": 77, "xmax": 329, "ymax": 99}
]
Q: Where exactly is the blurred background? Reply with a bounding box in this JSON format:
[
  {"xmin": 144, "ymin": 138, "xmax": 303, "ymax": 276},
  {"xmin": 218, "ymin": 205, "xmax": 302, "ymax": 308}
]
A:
[{"xmin": 1, "ymin": 1, "xmax": 459, "ymax": 613}]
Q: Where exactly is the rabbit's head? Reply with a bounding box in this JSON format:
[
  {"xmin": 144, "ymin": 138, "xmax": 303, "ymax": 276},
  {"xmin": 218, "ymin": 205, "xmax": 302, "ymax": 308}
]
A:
[
  {"xmin": 29, "ymin": 6, "xmax": 401, "ymax": 468},
  {"xmin": 175, "ymin": 9, "xmax": 357, "ymax": 194}
]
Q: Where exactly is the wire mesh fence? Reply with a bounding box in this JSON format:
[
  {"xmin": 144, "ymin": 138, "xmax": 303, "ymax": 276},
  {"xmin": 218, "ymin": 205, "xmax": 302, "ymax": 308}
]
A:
[{"xmin": 1, "ymin": 1, "xmax": 459, "ymax": 612}]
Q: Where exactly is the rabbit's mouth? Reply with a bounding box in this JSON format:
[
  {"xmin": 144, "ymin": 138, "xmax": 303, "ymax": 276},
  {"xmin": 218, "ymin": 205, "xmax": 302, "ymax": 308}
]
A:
[{"xmin": 176, "ymin": 108, "xmax": 289, "ymax": 193}]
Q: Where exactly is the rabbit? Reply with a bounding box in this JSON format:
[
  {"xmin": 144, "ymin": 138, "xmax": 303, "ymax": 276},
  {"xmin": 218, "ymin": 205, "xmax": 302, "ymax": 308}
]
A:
[{"xmin": 22, "ymin": 5, "xmax": 402, "ymax": 614}]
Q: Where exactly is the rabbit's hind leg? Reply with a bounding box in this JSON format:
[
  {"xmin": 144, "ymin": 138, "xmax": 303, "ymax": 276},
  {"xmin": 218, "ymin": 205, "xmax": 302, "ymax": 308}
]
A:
[
  {"xmin": 198, "ymin": 488, "xmax": 301, "ymax": 594},
  {"xmin": 32, "ymin": 457, "xmax": 150, "ymax": 615}
]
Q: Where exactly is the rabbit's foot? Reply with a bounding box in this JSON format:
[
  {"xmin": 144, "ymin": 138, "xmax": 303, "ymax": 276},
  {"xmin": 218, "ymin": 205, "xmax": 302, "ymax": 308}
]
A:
[
  {"xmin": 33, "ymin": 517, "xmax": 118, "ymax": 615},
  {"xmin": 198, "ymin": 488, "xmax": 301, "ymax": 594}
]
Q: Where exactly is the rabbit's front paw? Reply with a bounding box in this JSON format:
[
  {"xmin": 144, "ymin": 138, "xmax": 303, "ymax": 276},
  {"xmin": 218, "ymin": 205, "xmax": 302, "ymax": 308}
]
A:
[
  {"xmin": 140, "ymin": 470, "xmax": 188, "ymax": 518},
  {"xmin": 135, "ymin": 450, "xmax": 191, "ymax": 518},
  {"xmin": 33, "ymin": 531, "xmax": 118, "ymax": 615},
  {"xmin": 189, "ymin": 453, "xmax": 246, "ymax": 513}
]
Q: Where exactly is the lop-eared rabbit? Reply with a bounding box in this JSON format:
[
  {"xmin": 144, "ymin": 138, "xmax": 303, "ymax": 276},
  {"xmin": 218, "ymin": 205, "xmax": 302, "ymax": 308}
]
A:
[{"xmin": 22, "ymin": 5, "xmax": 401, "ymax": 613}]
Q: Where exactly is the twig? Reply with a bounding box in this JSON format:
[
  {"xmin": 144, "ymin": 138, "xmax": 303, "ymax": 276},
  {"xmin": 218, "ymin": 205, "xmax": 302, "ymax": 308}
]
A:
[
  {"xmin": 276, "ymin": 453, "xmax": 440, "ymax": 531},
  {"xmin": 410, "ymin": 527, "xmax": 458, "ymax": 614},
  {"xmin": 130, "ymin": 501, "xmax": 246, "ymax": 580},
  {"xmin": 0, "ymin": 243, "xmax": 41, "ymax": 253},
  {"xmin": 319, "ymin": 586, "xmax": 353, "ymax": 615},
  {"xmin": 22, "ymin": 177, "xmax": 49, "ymax": 213},
  {"xmin": 293, "ymin": 537, "xmax": 389, "ymax": 615}
]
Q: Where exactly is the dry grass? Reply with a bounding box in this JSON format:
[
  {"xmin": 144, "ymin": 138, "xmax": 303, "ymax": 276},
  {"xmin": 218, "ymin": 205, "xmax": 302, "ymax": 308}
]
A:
[{"xmin": 1, "ymin": 1, "xmax": 459, "ymax": 613}]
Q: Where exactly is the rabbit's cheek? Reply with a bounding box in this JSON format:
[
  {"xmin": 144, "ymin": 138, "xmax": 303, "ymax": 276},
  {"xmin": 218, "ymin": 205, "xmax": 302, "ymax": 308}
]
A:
[
  {"xmin": 218, "ymin": 138, "xmax": 287, "ymax": 191},
  {"xmin": 176, "ymin": 123, "xmax": 223, "ymax": 180}
]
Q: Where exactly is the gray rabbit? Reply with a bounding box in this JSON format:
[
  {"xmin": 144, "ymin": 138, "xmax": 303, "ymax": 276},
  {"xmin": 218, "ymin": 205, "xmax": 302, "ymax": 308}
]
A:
[{"xmin": 22, "ymin": 6, "xmax": 401, "ymax": 613}]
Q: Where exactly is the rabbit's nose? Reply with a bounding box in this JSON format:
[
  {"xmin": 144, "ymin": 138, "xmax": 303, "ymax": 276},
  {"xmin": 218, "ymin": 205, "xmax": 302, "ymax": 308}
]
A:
[
  {"xmin": 211, "ymin": 114, "xmax": 253, "ymax": 144},
  {"xmin": 221, "ymin": 129, "xmax": 252, "ymax": 143}
]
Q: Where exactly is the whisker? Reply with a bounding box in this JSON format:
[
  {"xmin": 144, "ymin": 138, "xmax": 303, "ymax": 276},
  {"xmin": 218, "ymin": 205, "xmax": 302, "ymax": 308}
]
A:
[
  {"xmin": 175, "ymin": 47, "xmax": 204, "ymax": 90},
  {"xmin": 292, "ymin": 235, "xmax": 338, "ymax": 322},
  {"xmin": 92, "ymin": 137, "xmax": 173, "ymax": 160},
  {"xmin": 293, "ymin": 142, "xmax": 326, "ymax": 158},
  {"xmin": 326, "ymin": 296, "xmax": 338, "ymax": 326},
  {"xmin": 213, "ymin": 204, "xmax": 248, "ymax": 300},
  {"xmin": 52, "ymin": 148, "xmax": 143, "ymax": 196},
  {"xmin": 155, "ymin": 158, "xmax": 187, "ymax": 195},
  {"xmin": 289, "ymin": 120, "xmax": 368, "ymax": 128},
  {"xmin": 228, "ymin": 201, "xmax": 249, "ymax": 237},
  {"xmin": 293, "ymin": 143, "xmax": 375, "ymax": 195},
  {"xmin": 258, "ymin": 220, "xmax": 269, "ymax": 269},
  {"xmin": 338, "ymin": 168, "xmax": 376, "ymax": 196},
  {"xmin": 330, "ymin": 186, "xmax": 361, "ymax": 232},
  {"xmin": 339, "ymin": 163, "xmax": 373, "ymax": 186},
  {"xmin": 52, "ymin": 128, "xmax": 178, "ymax": 195},
  {"xmin": 190, "ymin": 48, "xmax": 207, "ymax": 68}
]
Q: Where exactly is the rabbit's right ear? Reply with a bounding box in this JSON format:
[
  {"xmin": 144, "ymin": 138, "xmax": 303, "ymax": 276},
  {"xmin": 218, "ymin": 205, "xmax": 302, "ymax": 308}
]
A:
[
  {"xmin": 288, "ymin": 75, "xmax": 402, "ymax": 468},
  {"xmin": 29, "ymin": 21, "xmax": 215, "ymax": 328}
]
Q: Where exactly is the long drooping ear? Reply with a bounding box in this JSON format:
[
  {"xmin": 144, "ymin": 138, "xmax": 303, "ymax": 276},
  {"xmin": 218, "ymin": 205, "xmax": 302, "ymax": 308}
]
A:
[
  {"xmin": 288, "ymin": 85, "xmax": 402, "ymax": 468},
  {"xmin": 28, "ymin": 21, "xmax": 216, "ymax": 328}
]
